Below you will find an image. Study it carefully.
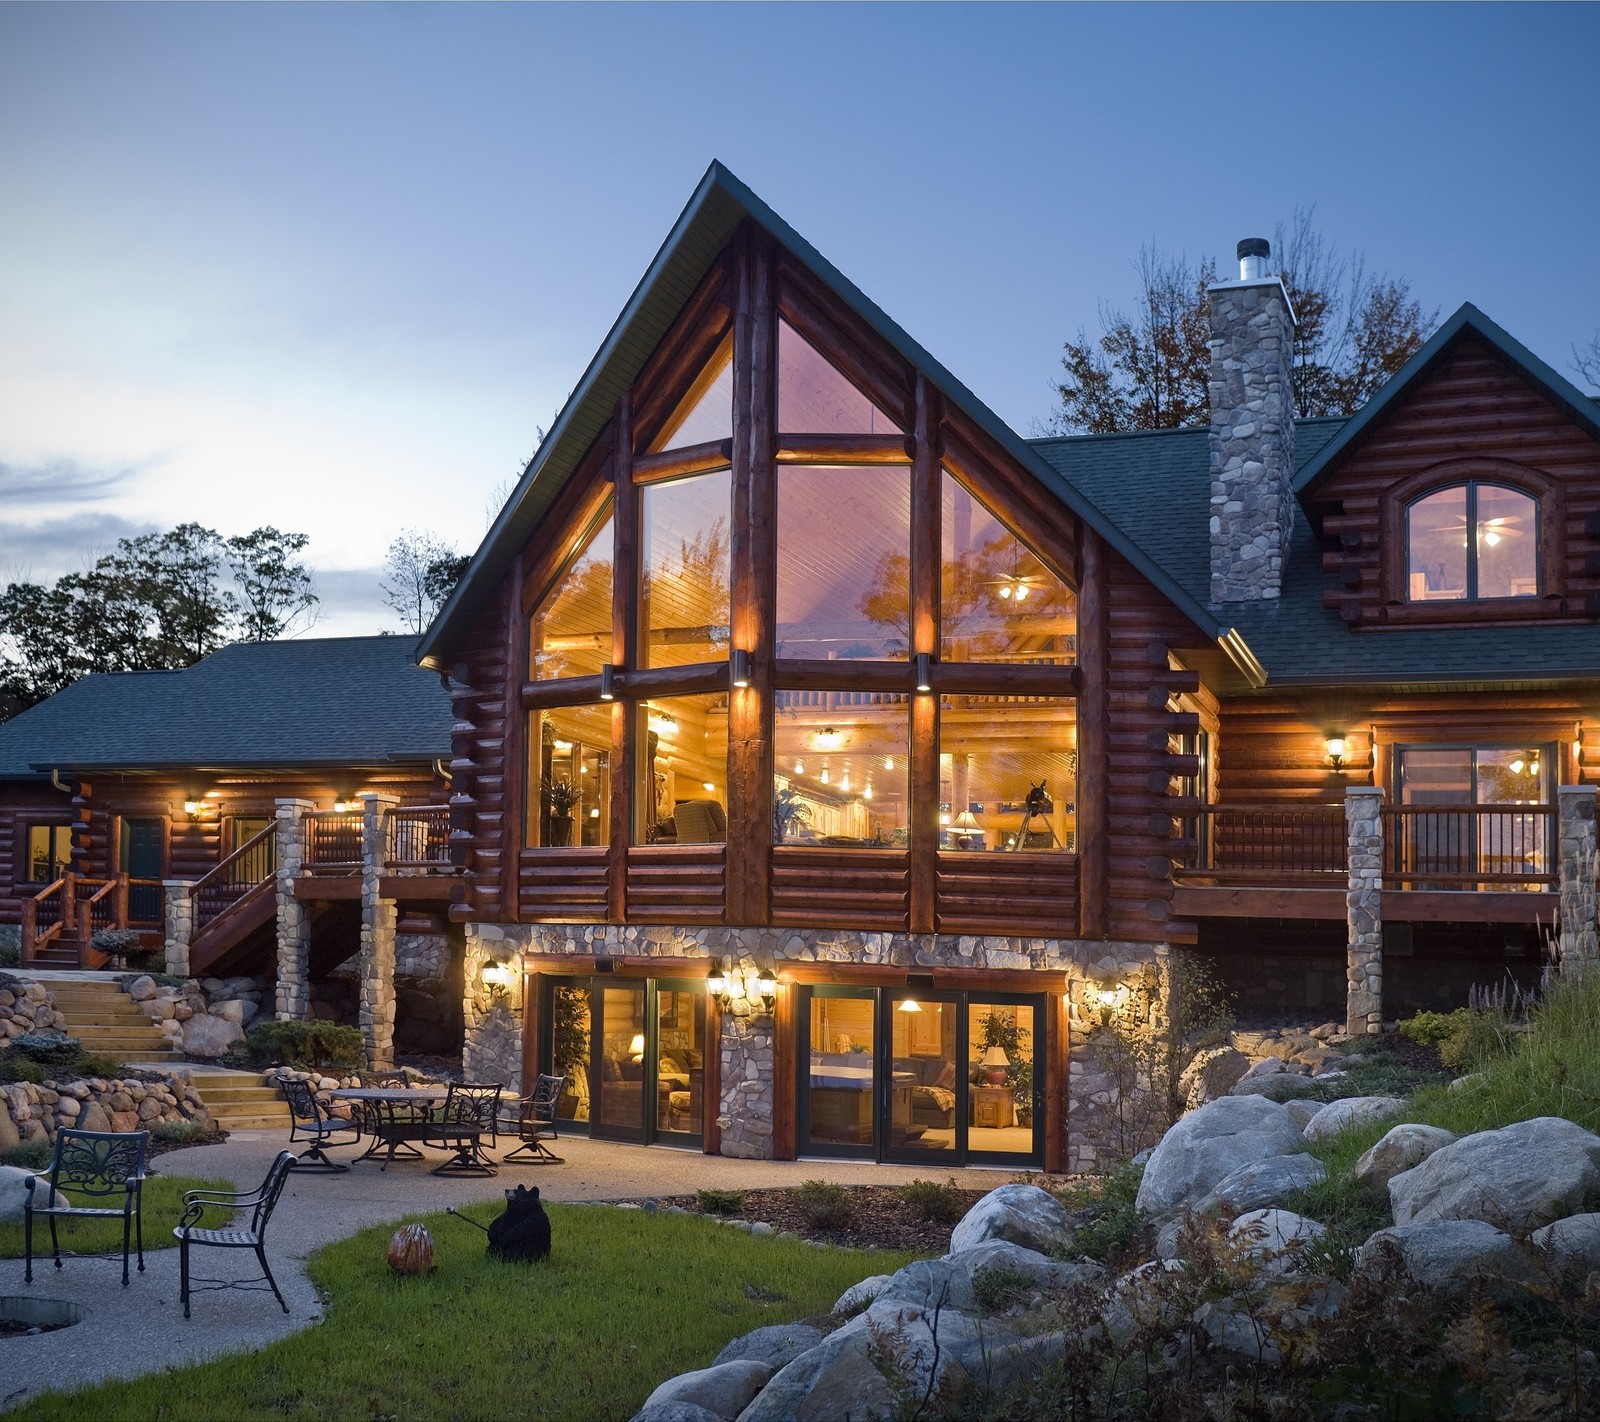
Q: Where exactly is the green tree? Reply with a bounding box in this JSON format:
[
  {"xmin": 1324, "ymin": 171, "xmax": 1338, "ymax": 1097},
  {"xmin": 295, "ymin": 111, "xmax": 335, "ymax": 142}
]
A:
[
  {"xmin": 1047, "ymin": 210, "xmax": 1436, "ymax": 434},
  {"xmin": 225, "ymin": 526, "xmax": 319, "ymax": 641}
]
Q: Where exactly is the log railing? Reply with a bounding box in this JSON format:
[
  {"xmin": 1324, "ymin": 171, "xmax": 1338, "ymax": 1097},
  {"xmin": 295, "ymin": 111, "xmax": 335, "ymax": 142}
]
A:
[
  {"xmin": 19, "ymin": 875, "xmax": 68, "ymax": 962},
  {"xmin": 193, "ymin": 823, "xmax": 278, "ymax": 933},
  {"xmin": 306, "ymin": 811, "xmax": 363, "ymax": 872},
  {"xmin": 78, "ymin": 878, "xmax": 120, "ymax": 939},
  {"xmin": 385, "ymin": 805, "xmax": 450, "ymax": 870},
  {"xmin": 1383, "ymin": 804, "xmax": 1556, "ymax": 889},
  {"xmin": 1178, "ymin": 803, "xmax": 1348, "ymax": 882}
]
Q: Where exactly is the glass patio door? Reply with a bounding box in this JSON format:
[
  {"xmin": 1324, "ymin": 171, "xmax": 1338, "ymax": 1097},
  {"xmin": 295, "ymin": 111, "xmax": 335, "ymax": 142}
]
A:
[
  {"xmin": 884, "ymin": 991, "xmax": 960, "ymax": 1162},
  {"xmin": 800, "ymin": 987, "xmax": 879, "ymax": 1158},
  {"xmin": 652, "ymin": 980, "xmax": 706, "ymax": 1148},
  {"xmin": 590, "ymin": 981, "xmax": 648, "ymax": 1141}
]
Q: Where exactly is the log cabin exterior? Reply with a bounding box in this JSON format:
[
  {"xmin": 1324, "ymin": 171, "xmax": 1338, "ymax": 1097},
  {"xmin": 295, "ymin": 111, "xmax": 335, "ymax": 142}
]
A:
[
  {"xmin": 420, "ymin": 166, "xmax": 1597, "ymax": 1171},
  {"xmin": 0, "ymin": 636, "xmax": 454, "ymax": 997}
]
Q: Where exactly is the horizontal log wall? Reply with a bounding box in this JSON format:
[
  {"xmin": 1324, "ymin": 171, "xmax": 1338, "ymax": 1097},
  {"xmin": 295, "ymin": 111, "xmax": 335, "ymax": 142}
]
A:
[
  {"xmin": 1311, "ymin": 335, "xmax": 1600, "ymax": 626},
  {"xmin": 771, "ymin": 846, "xmax": 909, "ymax": 931}
]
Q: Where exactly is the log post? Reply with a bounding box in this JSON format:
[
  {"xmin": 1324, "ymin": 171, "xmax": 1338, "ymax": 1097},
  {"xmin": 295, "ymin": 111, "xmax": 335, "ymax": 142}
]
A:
[
  {"xmin": 609, "ymin": 394, "xmax": 637, "ymax": 922},
  {"xmin": 910, "ymin": 373, "xmax": 939, "ymax": 934},
  {"xmin": 1075, "ymin": 528, "xmax": 1109, "ymax": 939}
]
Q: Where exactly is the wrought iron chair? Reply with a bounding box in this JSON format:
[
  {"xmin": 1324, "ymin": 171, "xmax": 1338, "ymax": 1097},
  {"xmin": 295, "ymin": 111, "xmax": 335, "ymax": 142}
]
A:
[
  {"xmin": 502, "ymin": 1074, "xmax": 567, "ymax": 1164},
  {"xmin": 24, "ymin": 1128, "xmax": 149, "ymax": 1287},
  {"xmin": 281, "ymin": 1078, "xmax": 360, "ymax": 1173},
  {"xmin": 174, "ymin": 1149, "xmax": 296, "ymax": 1319},
  {"xmin": 424, "ymin": 1083, "xmax": 503, "ymax": 1176}
]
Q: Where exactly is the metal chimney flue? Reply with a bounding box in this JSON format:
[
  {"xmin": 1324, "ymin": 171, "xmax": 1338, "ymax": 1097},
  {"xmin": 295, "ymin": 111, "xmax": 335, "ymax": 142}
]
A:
[{"xmin": 1237, "ymin": 237, "xmax": 1271, "ymax": 282}]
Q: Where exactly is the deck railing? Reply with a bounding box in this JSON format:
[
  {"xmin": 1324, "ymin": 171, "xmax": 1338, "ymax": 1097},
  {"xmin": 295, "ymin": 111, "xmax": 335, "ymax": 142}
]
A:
[
  {"xmin": 385, "ymin": 805, "xmax": 450, "ymax": 870},
  {"xmin": 19, "ymin": 875, "xmax": 68, "ymax": 962},
  {"xmin": 1180, "ymin": 803, "xmax": 1348, "ymax": 881},
  {"xmin": 193, "ymin": 823, "xmax": 278, "ymax": 932},
  {"xmin": 1177, "ymin": 799, "xmax": 1559, "ymax": 891},
  {"xmin": 1383, "ymin": 804, "xmax": 1556, "ymax": 889},
  {"xmin": 306, "ymin": 810, "xmax": 364, "ymax": 871},
  {"xmin": 19, "ymin": 871, "xmax": 168, "ymax": 963}
]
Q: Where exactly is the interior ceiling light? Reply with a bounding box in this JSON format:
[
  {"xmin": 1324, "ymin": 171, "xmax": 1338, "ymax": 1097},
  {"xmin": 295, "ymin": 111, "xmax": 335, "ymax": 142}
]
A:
[
  {"xmin": 863, "ymin": 783, "xmax": 873, "ymax": 800},
  {"xmin": 814, "ymin": 726, "xmax": 842, "ymax": 750},
  {"xmin": 884, "ymin": 756, "xmax": 894, "ymax": 771},
  {"xmin": 794, "ymin": 759, "xmax": 805, "ymax": 775}
]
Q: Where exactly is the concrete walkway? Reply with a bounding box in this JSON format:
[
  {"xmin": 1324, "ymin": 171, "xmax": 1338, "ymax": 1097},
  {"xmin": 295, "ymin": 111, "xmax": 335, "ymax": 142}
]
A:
[{"xmin": 1, "ymin": 1128, "xmax": 1033, "ymax": 1412}]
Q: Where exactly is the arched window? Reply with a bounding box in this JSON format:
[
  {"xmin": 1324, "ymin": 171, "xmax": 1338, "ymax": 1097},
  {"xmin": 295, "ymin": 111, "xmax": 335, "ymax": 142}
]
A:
[{"xmin": 1405, "ymin": 482, "xmax": 1538, "ymax": 602}]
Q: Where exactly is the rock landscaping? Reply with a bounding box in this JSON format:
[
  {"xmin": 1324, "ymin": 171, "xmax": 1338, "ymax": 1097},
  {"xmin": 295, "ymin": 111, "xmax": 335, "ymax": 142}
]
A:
[
  {"xmin": 122, "ymin": 972, "xmax": 271, "ymax": 1058},
  {"xmin": 0, "ymin": 974, "xmax": 67, "ymax": 1039},
  {"xmin": 2, "ymin": 1070, "xmax": 211, "ymax": 1148}
]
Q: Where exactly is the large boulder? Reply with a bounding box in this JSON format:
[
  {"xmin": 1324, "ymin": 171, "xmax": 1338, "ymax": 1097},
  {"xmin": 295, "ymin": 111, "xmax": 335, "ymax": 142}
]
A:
[
  {"xmin": 1388, "ymin": 1116, "xmax": 1600, "ymax": 1232},
  {"xmin": 1228, "ymin": 1074, "xmax": 1321, "ymax": 1102},
  {"xmin": 1195, "ymin": 1152, "xmax": 1327, "ymax": 1218},
  {"xmin": 713, "ymin": 1323, "xmax": 829, "ymax": 1371},
  {"xmin": 831, "ymin": 1274, "xmax": 894, "ymax": 1317},
  {"xmin": 737, "ymin": 1299, "xmax": 980, "ymax": 1422},
  {"xmin": 945, "ymin": 1238, "xmax": 1099, "ymax": 1296},
  {"xmin": 0, "ymin": 1165, "xmax": 66, "ymax": 1224},
  {"xmin": 1136, "ymin": 1096, "xmax": 1306, "ymax": 1219},
  {"xmin": 1301, "ymin": 1095, "xmax": 1404, "ymax": 1143},
  {"xmin": 1178, "ymin": 1046, "xmax": 1250, "ymax": 1106},
  {"xmin": 1354, "ymin": 1219, "xmax": 1541, "ymax": 1304},
  {"xmin": 1228, "ymin": 1209, "xmax": 1326, "ymax": 1277},
  {"xmin": 126, "ymin": 975, "xmax": 158, "ymax": 1002},
  {"xmin": 1353, "ymin": 1123, "xmax": 1457, "ymax": 1197},
  {"xmin": 1531, "ymin": 1213, "xmax": 1600, "ymax": 1287},
  {"xmin": 948, "ymin": 1183, "xmax": 1074, "ymax": 1256},
  {"xmin": 182, "ymin": 1014, "xmax": 244, "ymax": 1058},
  {"xmin": 635, "ymin": 1360, "xmax": 773, "ymax": 1421},
  {"xmin": 873, "ymin": 1257, "xmax": 977, "ymax": 1314},
  {"xmin": 630, "ymin": 1405, "xmax": 725, "ymax": 1422}
]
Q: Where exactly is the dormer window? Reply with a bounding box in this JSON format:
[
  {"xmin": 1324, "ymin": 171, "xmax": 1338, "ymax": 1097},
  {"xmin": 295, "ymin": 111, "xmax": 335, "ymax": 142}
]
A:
[{"xmin": 1405, "ymin": 482, "xmax": 1539, "ymax": 602}]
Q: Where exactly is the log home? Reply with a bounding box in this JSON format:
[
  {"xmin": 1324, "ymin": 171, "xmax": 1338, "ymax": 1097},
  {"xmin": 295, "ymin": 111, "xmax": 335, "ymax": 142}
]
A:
[
  {"xmin": 0, "ymin": 637, "xmax": 455, "ymax": 1038},
  {"xmin": 425, "ymin": 166, "xmax": 1591, "ymax": 1171}
]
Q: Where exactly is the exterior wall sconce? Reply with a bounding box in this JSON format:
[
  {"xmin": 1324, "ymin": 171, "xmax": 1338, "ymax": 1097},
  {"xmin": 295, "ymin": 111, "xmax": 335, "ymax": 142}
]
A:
[
  {"xmin": 706, "ymin": 957, "xmax": 776, "ymax": 1012},
  {"xmin": 754, "ymin": 971, "xmax": 777, "ymax": 1011},
  {"xmin": 333, "ymin": 799, "xmax": 357, "ymax": 813},
  {"xmin": 707, "ymin": 958, "xmax": 730, "ymax": 999},
  {"xmin": 1325, "ymin": 737, "xmax": 1348, "ymax": 772},
  {"xmin": 183, "ymin": 800, "xmax": 203, "ymax": 820},
  {"xmin": 915, "ymin": 653, "xmax": 932, "ymax": 693},
  {"xmin": 600, "ymin": 664, "xmax": 617, "ymax": 701},
  {"xmin": 730, "ymin": 648, "xmax": 751, "ymax": 688},
  {"xmin": 481, "ymin": 958, "xmax": 513, "ymax": 989}
]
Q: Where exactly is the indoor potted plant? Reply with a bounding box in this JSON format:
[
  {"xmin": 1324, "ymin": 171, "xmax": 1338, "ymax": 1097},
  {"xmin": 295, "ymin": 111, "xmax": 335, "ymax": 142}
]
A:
[{"xmin": 544, "ymin": 776, "xmax": 580, "ymax": 846}]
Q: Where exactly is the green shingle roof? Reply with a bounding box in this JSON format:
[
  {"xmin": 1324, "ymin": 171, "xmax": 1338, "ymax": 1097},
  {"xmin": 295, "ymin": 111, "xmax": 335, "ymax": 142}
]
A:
[{"xmin": 0, "ymin": 636, "xmax": 451, "ymax": 779}]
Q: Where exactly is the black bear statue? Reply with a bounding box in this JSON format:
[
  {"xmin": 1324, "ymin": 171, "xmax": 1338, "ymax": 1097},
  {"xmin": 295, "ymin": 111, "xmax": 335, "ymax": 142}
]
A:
[{"xmin": 487, "ymin": 1183, "xmax": 552, "ymax": 1263}]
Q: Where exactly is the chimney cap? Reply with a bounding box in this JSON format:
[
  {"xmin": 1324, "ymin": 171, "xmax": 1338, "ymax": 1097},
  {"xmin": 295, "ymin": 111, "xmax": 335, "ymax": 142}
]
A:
[{"xmin": 1236, "ymin": 237, "xmax": 1271, "ymax": 261}]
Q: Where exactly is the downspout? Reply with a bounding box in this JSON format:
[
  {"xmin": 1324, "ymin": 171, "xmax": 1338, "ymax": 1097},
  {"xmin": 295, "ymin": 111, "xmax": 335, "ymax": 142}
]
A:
[{"xmin": 50, "ymin": 769, "xmax": 73, "ymax": 796}]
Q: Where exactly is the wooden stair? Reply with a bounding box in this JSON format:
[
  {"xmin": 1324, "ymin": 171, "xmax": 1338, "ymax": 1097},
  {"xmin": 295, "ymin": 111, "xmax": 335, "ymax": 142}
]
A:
[
  {"xmin": 45, "ymin": 979, "xmax": 183, "ymax": 1063},
  {"xmin": 184, "ymin": 1069, "xmax": 294, "ymax": 1132}
]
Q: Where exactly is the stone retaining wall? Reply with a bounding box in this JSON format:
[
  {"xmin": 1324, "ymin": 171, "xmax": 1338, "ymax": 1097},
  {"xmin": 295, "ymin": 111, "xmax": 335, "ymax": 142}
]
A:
[
  {"xmin": 1, "ymin": 1072, "xmax": 210, "ymax": 1149},
  {"xmin": 124, "ymin": 973, "xmax": 271, "ymax": 1059},
  {"xmin": 0, "ymin": 977, "xmax": 66, "ymax": 1039}
]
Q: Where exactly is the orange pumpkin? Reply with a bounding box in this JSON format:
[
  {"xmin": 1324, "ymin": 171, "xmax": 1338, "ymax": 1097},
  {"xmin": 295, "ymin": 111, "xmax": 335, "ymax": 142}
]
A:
[{"xmin": 387, "ymin": 1224, "xmax": 434, "ymax": 1275}]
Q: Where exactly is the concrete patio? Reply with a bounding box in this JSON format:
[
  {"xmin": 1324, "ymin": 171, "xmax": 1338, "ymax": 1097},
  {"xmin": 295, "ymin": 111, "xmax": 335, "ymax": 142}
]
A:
[{"xmin": 1, "ymin": 1127, "xmax": 1034, "ymax": 1412}]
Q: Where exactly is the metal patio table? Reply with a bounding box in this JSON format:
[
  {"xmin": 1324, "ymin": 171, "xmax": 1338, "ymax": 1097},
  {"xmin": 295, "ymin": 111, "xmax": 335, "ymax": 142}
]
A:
[{"xmin": 330, "ymin": 1087, "xmax": 448, "ymax": 1168}]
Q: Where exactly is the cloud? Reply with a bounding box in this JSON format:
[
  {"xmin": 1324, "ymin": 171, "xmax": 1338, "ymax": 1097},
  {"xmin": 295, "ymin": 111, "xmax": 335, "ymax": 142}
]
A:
[
  {"xmin": 0, "ymin": 510, "xmax": 162, "ymax": 584},
  {"xmin": 305, "ymin": 564, "xmax": 393, "ymax": 638},
  {"xmin": 0, "ymin": 455, "xmax": 145, "ymax": 507}
]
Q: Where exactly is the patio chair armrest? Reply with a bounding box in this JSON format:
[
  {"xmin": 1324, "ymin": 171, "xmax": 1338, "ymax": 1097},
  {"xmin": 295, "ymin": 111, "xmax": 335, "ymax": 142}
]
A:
[{"xmin": 181, "ymin": 1187, "xmax": 261, "ymax": 1209}]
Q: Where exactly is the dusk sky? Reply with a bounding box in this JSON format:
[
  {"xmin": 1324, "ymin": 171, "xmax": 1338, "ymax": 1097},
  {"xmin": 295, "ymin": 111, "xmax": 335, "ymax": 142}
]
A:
[{"xmin": 3, "ymin": 3, "xmax": 1597, "ymax": 636}]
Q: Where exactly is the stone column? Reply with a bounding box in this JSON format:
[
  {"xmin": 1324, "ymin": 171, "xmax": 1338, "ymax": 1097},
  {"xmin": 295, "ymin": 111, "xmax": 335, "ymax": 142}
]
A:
[
  {"xmin": 163, "ymin": 880, "xmax": 195, "ymax": 977},
  {"xmin": 716, "ymin": 972, "xmax": 775, "ymax": 1160},
  {"xmin": 274, "ymin": 800, "xmax": 314, "ymax": 1020},
  {"xmin": 1557, "ymin": 786, "xmax": 1598, "ymax": 975},
  {"xmin": 359, "ymin": 793, "xmax": 399, "ymax": 1070},
  {"xmin": 462, "ymin": 926, "xmax": 523, "ymax": 1093},
  {"xmin": 1345, "ymin": 787, "xmax": 1384, "ymax": 1035}
]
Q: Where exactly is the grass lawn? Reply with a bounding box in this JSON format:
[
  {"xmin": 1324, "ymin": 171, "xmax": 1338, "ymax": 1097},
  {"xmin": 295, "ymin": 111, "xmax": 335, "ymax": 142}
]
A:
[
  {"xmin": 0, "ymin": 1174, "xmax": 232, "ymax": 1259},
  {"xmin": 14, "ymin": 1202, "xmax": 917, "ymax": 1422}
]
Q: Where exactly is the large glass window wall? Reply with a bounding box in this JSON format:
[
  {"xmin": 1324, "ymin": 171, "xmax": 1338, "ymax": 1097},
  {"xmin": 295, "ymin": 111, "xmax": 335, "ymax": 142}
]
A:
[
  {"xmin": 773, "ymin": 692, "xmax": 909, "ymax": 846},
  {"xmin": 938, "ymin": 694, "xmax": 1077, "ymax": 853}
]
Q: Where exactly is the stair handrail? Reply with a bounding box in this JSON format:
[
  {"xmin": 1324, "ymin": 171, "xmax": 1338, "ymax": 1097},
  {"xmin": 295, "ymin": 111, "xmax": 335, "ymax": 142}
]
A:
[
  {"xmin": 20, "ymin": 875, "xmax": 68, "ymax": 964},
  {"xmin": 192, "ymin": 823, "xmax": 278, "ymax": 931}
]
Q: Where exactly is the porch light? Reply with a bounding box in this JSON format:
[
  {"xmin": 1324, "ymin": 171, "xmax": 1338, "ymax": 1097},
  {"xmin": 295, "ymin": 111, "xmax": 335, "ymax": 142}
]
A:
[
  {"xmin": 1325, "ymin": 737, "xmax": 1348, "ymax": 772},
  {"xmin": 754, "ymin": 971, "xmax": 777, "ymax": 1011},
  {"xmin": 730, "ymin": 648, "xmax": 752, "ymax": 688},
  {"xmin": 183, "ymin": 800, "xmax": 203, "ymax": 819},
  {"xmin": 897, "ymin": 998, "xmax": 923, "ymax": 1013},
  {"xmin": 481, "ymin": 959, "xmax": 513, "ymax": 989},
  {"xmin": 915, "ymin": 653, "xmax": 932, "ymax": 693},
  {"xmin": 600, "ymin": 664, "xmax": 617, "ymax": 701},
  {"xmin": 707, "ymin": 958, "xmax": 731, "ymax": 1001},
  {"xmin": 333, "ymin": 799, "xmax": 356, "ymax": 813}
]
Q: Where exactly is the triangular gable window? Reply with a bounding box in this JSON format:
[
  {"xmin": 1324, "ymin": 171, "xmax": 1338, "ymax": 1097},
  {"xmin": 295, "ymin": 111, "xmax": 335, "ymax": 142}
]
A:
[
  {"xmin": 530, "ymin": 506, "xmax": 614, "ymax": 680},
  {"xmin": 779, "ymin": 319, "xmax": 901, "ymax": 435},
  {"xmin": 940, "ymin": 471, "xmax": 1076, "ymax": 664},
  {"xmin": 652, "ymin": 340, "xmax": 733, "ymax": 451}
]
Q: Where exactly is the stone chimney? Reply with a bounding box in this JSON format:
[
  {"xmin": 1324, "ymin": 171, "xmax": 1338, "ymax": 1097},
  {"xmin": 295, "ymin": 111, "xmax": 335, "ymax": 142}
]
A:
[{"xmin": 1208, "ymin": 238, "xmax": 1297, "ymax": 603}]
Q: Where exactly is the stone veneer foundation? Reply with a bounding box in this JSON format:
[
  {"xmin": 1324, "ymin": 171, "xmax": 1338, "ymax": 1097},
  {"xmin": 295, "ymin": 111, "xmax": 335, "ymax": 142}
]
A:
[{"xmin": 461, "ymin": 921, "xmax": 1166, "ymax": 1170}]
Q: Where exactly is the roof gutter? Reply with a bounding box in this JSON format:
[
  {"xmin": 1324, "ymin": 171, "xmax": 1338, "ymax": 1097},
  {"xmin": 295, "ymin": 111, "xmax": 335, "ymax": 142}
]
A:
[{"xmin": 1217, "ymin": 629, "xmax": 1268, "ymax": 690}]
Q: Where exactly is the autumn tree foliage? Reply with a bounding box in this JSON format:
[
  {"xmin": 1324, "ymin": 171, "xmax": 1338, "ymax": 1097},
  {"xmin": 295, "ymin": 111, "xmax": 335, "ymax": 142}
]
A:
[{"xmin": 1047, "ymin": 209, "xmax": 1437, "ymax": 435}]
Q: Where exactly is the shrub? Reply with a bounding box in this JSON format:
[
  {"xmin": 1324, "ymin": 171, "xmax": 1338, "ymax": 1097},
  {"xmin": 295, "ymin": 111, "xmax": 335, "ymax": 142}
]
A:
[
  {"xmin": 3, "ymin": 1141, "xmax": 52, "ymax": 1170},
  {"xmin": 971, "ymin": 1263, "xmax": 1036, "ymax": 1314},
  {"xmin": 899, "ymin": 1177, "xmax": 967, "ymax": 1224},
  {"xmin": 1057, "ymin": 1160, "xmax": 1148, "ymax": 1264},
  {"xmin": 793, "ymin": 1179, "xmax": 854, "ymax": 1232},
  {"xmin": 695, "ymin": 1188, "xmax": 746, "ymax": 1217},
  {"xmin": 1398, "ymin": 1009, "xmax": 1462, "ymax": 1047},
  {"xmin": 153, "ymin": 1119, "xmax": 207, "ymax": 1145},
  {"xmin": 0, "ymin": 940, "xmax": 18, "ymax": 969},
  {"xmin": 11, "ymin": 1032, "xmax": 82, "ymax": 1066},
  {"xmin": 1397, "ymin": 1006, "xmax": 1514, "ymax": 1073},
  {"xmin": 239, "ymin": 1019, "xmax": 364, "ymax": 1070},
  {"xmin": 75, "ymin": 1053, "xmax": 127, "ymax": 1080},
  {"xmin": 0, "ymin": 1052, "xmax": 45, "ymax": 1084}
]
